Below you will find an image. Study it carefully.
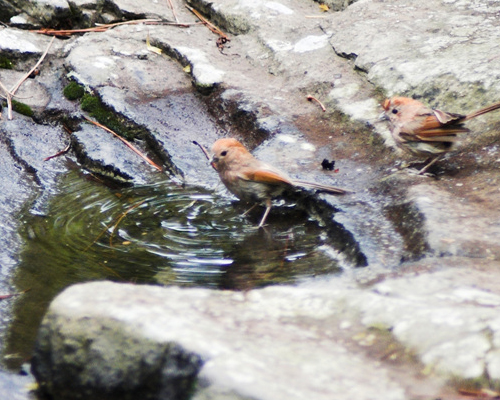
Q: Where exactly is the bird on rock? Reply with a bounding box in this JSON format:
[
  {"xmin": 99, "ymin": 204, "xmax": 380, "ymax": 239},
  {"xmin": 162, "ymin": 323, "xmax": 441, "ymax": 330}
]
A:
[
  {"xmin": 382, "ymin": 96, "xmax": 500, "ymax": 174},
  {"xmin": 210, "ymin": 138, "xmax": 349, "ymax": 227}
]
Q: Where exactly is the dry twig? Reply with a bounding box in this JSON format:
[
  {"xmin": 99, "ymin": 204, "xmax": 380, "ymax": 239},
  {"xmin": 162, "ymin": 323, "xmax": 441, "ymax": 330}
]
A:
[
  {"xmin": 193, "ymin": 141, "xmax": 219, "ymax": 171},
  {"xmin": 33, "ymin": 19, "xmax": 193, "ymax": 36},
  {"xmin": 11, "ymin": 36, "xmax": 55, "ymax": 96},
  {"xmin": 0, "ymin": 288, "xmax": 31, "ymax": 301},
  {"xmin": 192, "ymin": 140, "xmax": 211, "ymax": 160},
  {"xmin": 0, "ymin": 36, "xmax": 54, "ymax": 120},
  {"xmin": 83, "ymin": 116, "xmax": 163, "ymax": 172},
  {"xmin": 44, "ymin": 143, "xmax": 72, "ymax": 161},
  {"xmin": 458, "ymin": 388, "xmax": 500, "ymax": 398},
  {"xmin": 85, "ymin": 200, "xmax": 146, "ymax": 250},
  {"xmin": 166, "ymin": 0, "xmax": 179, "ymax": 23},
  {"xmin": 185, "ymin": 5, "xmax": 229, "ymax": 41},
  {"xmin": 109, "ymin": 200, "xmax": 147, "ymax": 247},
  {"xmin": 306, "ymin": 95, "xmax": 326, "ymax": 112}
]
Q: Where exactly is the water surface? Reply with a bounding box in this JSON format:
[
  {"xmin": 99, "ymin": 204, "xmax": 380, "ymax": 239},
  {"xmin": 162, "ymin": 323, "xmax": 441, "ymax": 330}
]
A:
[{"xmin": 4, "ymin": 169, "xmax": 342, "ymax": 370}]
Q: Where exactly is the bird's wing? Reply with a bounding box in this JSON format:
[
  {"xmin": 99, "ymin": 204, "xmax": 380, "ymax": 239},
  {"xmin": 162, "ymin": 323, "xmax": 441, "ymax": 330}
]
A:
[
  {"xmin": 402, "ymin": 114, "xmax": 469, "ymax": 141},
  {"xmin": 247, "ymin": 168, "xmax": 292, "ymax": 185},
  {"xmin": 433, "ymin": 109, "xmax": 465, "ymax": 124},
  {"xmin": 228, "ymin": 157, "xmax": 293, "ymax": 185}
]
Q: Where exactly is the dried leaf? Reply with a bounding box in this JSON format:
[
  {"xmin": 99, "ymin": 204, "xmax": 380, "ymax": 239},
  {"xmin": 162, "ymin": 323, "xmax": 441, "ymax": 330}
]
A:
[
  {"xmin": 319, "ymin": 4, "xmax": 329, "ymax": 12},
  {"xmin": 146, "ymin": 33, "xmax": 162, "ymax": 55}
]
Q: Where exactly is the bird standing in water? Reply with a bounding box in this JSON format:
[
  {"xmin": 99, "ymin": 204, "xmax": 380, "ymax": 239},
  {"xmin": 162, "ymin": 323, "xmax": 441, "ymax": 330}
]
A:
[
  {"xmin": 210, "ymin": 138, "xmax": 348, "ymax": 227},
  {"xmin": 382, "ymin": 96, "xmax": 500, "ymax": 174}
]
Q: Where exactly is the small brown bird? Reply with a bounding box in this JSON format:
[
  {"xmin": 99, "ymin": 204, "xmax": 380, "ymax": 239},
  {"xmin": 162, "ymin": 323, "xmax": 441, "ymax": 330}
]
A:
[
  {"xmin": 382, "ymin": 96, "xmax": 500, "ymax": 174},
  {"xmin": 210, "ymin": 138, "xmax": 348, "ymax": 227}
]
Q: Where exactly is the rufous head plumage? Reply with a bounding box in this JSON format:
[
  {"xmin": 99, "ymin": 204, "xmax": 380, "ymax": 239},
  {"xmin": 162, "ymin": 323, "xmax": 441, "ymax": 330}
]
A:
[{"xmin": 210, "ymin": 138, "xmax": 251, "ymax": 172}]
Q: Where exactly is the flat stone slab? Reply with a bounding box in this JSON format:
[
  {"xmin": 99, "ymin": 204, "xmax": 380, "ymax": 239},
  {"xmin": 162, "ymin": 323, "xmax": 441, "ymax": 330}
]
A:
[
  {"xmin": 32, "ymin": 266, "xmax": 500, "ymax": 399},
  {"xmin": 32, "ymin": 280, "xmax": 406, "ymax": 400}
]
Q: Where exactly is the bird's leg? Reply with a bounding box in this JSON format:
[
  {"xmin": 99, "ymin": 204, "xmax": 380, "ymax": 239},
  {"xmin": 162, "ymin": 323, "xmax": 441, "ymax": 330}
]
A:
[
  {"xmin": 242, "ymin": 203, "xmax": 259, "ymax": 216},
  {"xmin": 418, "ymin": 154, "xmax": 442, "ymax": 175},
  {"xmin": 258, "ymin": 199, "xmax": 272, "ymax": 228}
]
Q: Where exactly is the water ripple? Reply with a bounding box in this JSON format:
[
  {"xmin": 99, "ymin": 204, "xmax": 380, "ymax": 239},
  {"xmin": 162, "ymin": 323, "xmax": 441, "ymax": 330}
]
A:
[{"xmin": 16, "ymin": 169, "xmax": 342, "ymax": 295}]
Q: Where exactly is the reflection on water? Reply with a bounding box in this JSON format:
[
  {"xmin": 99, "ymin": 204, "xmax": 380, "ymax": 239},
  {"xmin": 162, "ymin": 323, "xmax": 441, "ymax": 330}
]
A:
[{"xmin": 4, "ymin": 169, "xmax": 341, "ymax": 370}]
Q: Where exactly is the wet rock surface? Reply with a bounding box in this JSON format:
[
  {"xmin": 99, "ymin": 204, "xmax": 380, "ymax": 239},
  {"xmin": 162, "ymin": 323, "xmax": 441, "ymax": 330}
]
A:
[
  {"xmin": 31, "ymin": 281, "xmax": 412, "ymax": 400},
  {"xmin": 0, "ymin": 0, "xmax": 500, "ymax": 398}
]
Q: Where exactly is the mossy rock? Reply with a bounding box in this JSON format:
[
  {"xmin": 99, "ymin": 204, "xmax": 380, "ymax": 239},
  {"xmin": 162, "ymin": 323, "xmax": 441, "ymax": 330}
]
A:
[
  {"xmin": 81, "ymin": 94, "xmax": 136, "ymax": 140},
  {"xmin": 63, "ymin": 82, "xmax": 85, "ymax": 100},
  {"xmin": 0, "ymin": 56, "xmax": 14, "ymax": 69},
  {"xmin": 12, "ymin": 100, "xmax": 34, "ymax": 117}
]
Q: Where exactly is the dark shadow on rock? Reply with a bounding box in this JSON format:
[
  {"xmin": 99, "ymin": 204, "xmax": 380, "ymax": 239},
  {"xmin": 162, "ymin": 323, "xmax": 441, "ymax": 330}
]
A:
[{"xmin": 384, "ymin": 201, "xmax": 430, "ymax": 263}]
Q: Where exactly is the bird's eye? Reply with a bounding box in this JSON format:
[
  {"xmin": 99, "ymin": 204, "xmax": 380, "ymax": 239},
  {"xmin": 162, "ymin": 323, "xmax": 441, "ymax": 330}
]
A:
[
  {"xmin": 220, "ymin": 151, "xmax": 227, "ymax": 156},
  {"xmin": 392, "ymin": 108, "xmax": 398, "ymax": 114}
]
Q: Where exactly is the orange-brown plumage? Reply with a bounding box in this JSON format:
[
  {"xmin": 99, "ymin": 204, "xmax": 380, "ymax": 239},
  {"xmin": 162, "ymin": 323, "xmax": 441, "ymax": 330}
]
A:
[
  {"xmin": 210, "ymin": 138, "xmax": 348, "ymax": 227},
  {"xmin": 382, "ymin": 96, "xmax": 500, "ymax": 173}
]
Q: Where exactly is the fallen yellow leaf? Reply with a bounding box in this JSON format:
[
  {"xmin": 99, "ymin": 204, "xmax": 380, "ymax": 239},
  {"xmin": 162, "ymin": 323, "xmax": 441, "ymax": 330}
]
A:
[{"xmin": 146, "ymin": 33, "xmax": 162, "ymax": 55}]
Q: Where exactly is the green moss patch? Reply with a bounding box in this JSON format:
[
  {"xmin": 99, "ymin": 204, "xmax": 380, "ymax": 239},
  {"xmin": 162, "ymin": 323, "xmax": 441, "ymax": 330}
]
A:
[
  {"xmin": 63, "ymin": 82, "xmax": 85, "ymax": 100},
  {"xmin": 80, "ymin": 93, "xmax": 138, "ymax": 140},
  {"xmin": 12, "ymin": 100, "xmax": 34, "ymax": 117},
  {"xmin": 0, "ymin": 56, "xmax": 14, "ymax": 69}
]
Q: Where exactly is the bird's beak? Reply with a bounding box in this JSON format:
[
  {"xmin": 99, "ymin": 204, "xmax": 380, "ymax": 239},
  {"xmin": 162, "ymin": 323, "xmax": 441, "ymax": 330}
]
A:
[
  {"xmin": 210, "ymin": 155, "xmax": 218, "ymax": 171},
  {"xmin": 378, "ymin": 111, "xmax": 389, "ymax": 121}
]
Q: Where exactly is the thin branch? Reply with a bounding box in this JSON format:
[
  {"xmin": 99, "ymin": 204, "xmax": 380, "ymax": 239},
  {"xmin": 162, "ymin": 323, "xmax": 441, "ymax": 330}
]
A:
[
  {"xmin": 44, "ymin": 142, "xmax": 71, "ymax": 161},
  {"xmin": 306, "ymin": 95, "xmax": 326, "ymax": 112},
  {"xmin": 109, "ymin": 200, "xmax": 146, "ymax": 247},
  {"xmin": 83, "ymin": 116, "xmax": 163, "ymax": 172},
  {"xmin": 0, "ymin": 288, "xmax": 31, "ymax": 301},
  {"xmin": 1, "ymin": 36, "xmax": 54, "ymax": 120},
  {"xmin": 166, "ymin": 0, "xmax": 179, "ymax": 23},
  {"xmin": 35, "ymin": 27, "xmax": 108, "ymax": 36},
  {"xmin": 0, "ymin": 80, "xmax": 12, "ymax": 120},
  {"xmin": 10, "ymin": 36, "xmax": 55, "ymax": 96},
  {"xmin": 192, "ymin": 141, "xmax": 211, "ymax": 160},
  {"xmin": 185, "ymin": 5, "xmax": 230, "ymax": 40},
  {"xmin": 33, "ymin": 19, "xmax": 194, "ymax": 36},
  {"xmin": 85, "ymin": 200, "xmax": 146, "ymax": 251},
  {"xmin": 95, "ymin": 18, "xmax": 162, "ymax": 27}
]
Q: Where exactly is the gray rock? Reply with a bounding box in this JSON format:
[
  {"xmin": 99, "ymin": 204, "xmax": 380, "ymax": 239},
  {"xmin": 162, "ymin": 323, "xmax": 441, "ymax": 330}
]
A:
[
  {"xmin": 327, "ymin": 0, "xmax": 500, "ymax": 109},
  {"xmin": 349, "ymin": 265, "xmax": 500, "ymax": 379},
  {"xmin": 0, "ymin": 370, "xmax": 33, "ymax": 400},
  {"xmin": 71, "ymin": 122, "xmax": 160, "ymax": 185},
  {"xmin": 32, "ymin": 283, "xmax": 203, "ymax": 400},
  {"xmin": 0, "ymin": 138, "xmax": 33, "ymax": 331},
  {"xmin": 0, "ymin": 116, "xmax": 69, "ymax": 213},
  {"xmin": 4, "ymin": 0, "xmax": 72, "ymax": 28},
  {"xmin": 407, "ymin": 183, "xmax": 500, "ymax": 259},
  {"xmin": 1, "ymin": 0, "xmax": 500, "ymax": 398},
  {"xmin": 0, "ymin": 114, "xmax": 69, "ymax": 359},
  {"xmin": 0, "ymin": 28, "xmax": 47, "ymax": 55},
  {"xmin": 32, "ymin": 281, "xmax": 408, "ymax": 400},
  {"xmin": 33, "ymin": 268, "xmax": 500, "ymax": 399}
]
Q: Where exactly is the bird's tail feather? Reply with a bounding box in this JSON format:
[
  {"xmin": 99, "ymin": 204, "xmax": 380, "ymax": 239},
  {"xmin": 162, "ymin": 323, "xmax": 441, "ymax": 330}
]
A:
[
  {"xmin": 465, "ymin": 101, "xmax": 500, "ymax": 121},
  {"xmin": 293, "ymin": 179, "xmax": 350, "ymax": 195}
]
